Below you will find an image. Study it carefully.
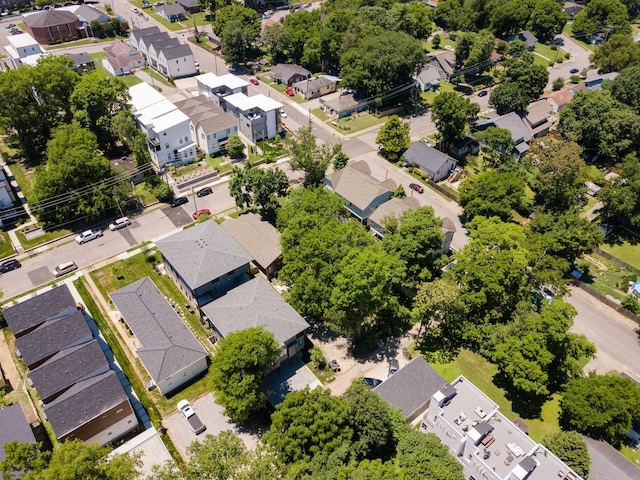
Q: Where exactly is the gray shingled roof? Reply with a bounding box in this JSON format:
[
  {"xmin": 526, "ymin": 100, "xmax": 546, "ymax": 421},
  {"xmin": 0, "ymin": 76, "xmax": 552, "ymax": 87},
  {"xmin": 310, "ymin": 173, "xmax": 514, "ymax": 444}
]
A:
[
  {"xmin": 24, "ymin": 9, "xmax": 77, "ymax": 28},
  {"xmin": 403, "ymin": 141, "xmax": 456, "ymax": 177},
  {"xmin": 271, "ymin": 63, "xmax": 311, "ymax": 83},
  {"xmin": 158, "ymin": 3, "xmax": 186, "ymax": 16},
  {"xmin": 110, "ymin": 277, "xmax": 208, "ymax": 386},
  {"xmin": 160, "ymin": 43, "xmax": 193, "ymax": 61},
  {"xmin": 29, "ymin": 339, "xmax": 109, "ymax": 404},
  {"xmin": 156, "ymin": 220, "xmax": 252, "ymax": 291},
  {"xmin": 220, "ymin": 213, "xmax": 281, "ymax": 270},
  {"xmin": 0, "ymin": 404, "xmax": 36, "ymax": 461},
  {"xmin": 475, "ymin": 111, "xmax": 532, "ymax": 144},
  {"xmin": 44, "ymin": 370, "xmax": 130, "ymax": 439},
  {"xmin": 15, "ymin": 310, "xmax": 92, "ymax": 368},
  {"xmin": 138, "ymin": 32, "xmax": 171, "ymax": 50},
  {"xmin": 374, "ymin": 356, "xmax": 447, "ymax": 420},
  {"xmin": 148, "ymin": 38, "xmax": 180, "ymax": 54},
  {"xmin": 177, "ymin": 0, "xmax": 199, "ymax": 8},
  {"xmin": 368, "ymin": 196, "xmax": 421, "ymax": 227},
  {"xmin": 324, "ymin": 161, "xmax": 396, "ymax": 211},
  {"xmin": 129, "ymin": 25, "xmax": 160, "ymax": 43},
  {"xmin": 197, "ymin": 111, "xmax": 237, "ymax": 134},
  {"xmin": 3, "ymin": 284, "xmax": 77, "ymax": 338},
  {"xmin": 293, "ymin": 76, "xmax": 334, "ymax": 92},
  {"xmin": 201, "ymin": 277, "xmax": 308, "ymax": 348}
]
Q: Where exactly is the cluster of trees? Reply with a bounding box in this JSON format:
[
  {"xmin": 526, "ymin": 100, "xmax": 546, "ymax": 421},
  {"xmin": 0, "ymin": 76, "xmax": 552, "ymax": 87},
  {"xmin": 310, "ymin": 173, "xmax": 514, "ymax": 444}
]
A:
[
  {"xmin": 90, "ymin": 18, "xmax": 129, "ymax": 39},
  {"xmin": 213, "ymin": 4, "xmax": 262, "ymax": 65},
  {"xmin": 572, "ymin": 0, "xmax": 632, "ymax": 38},
  {"xmin": 261, "ymin": 0, "xmax": 430, "ymax": 96},
  {"xmin": 286, "ymin": 127, "xmax": 348, "ymax": 186},
  {"xmin": 434, "ymin": 0, "xmax": 566, "ymax": 41},
  {"xmin": 228, "ymin": 162, "xmax": 290, "ymax": 222}
]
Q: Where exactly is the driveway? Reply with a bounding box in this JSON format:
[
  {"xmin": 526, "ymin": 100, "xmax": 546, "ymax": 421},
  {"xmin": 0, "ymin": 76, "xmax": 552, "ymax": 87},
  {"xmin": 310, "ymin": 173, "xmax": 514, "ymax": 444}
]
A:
[{"xmin": 164, "ymin": 393, "xmax": 260, "ymax": 460}]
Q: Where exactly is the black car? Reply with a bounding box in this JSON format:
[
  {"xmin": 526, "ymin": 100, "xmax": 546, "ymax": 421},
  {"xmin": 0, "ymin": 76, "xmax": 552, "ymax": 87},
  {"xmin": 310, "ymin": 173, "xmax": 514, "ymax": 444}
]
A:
[
  {"xmin": 0, "ymin": 259, "xmax": 21, "ymax": 273},
  {"xmin": 196, "ymin": 187, "xmax": 212, "ymax": 197},
  {"xmin": 478, "ymin": 90, "xmax": 488, "ymax": 97},
  {"xmin": 363, "ymin": 377, "xmax": 383, "ymax": 388},
  {"xmin": 170, "ymin": 196, "xmax": 188, "ymax": 207},
  {"xmin": 570, "ymin": 68, "xmax": 579, "ymax": 74}
]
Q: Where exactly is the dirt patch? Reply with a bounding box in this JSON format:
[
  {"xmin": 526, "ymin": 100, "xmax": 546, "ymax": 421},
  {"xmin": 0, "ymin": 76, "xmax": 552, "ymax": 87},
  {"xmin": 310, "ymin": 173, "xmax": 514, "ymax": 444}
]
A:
[{"xmin": 584, "ymin": 254, "xmax": 608, "ymax": 271}]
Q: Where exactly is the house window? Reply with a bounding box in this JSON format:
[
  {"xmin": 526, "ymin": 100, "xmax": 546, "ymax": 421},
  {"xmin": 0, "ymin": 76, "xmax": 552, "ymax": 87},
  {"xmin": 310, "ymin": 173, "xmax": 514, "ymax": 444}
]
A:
[
  {"xmin": 165, "ymin": 143, "xmax": 169, "ymax": 149},
  {"xmin": 179, "ymin": 138, "xmax": 183, "ymax": 144},
  {"xmin": 176, "ymin": 60, "xmax": 179, "ymax": 64}
]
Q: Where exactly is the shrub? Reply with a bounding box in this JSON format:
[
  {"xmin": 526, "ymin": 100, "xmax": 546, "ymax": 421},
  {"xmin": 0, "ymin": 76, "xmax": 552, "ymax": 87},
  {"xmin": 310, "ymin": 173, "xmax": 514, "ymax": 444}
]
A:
[
  {"xmin": 565, "ymin": 52, "xmax": 570, "ymax": 59},
  {"xmin": 550, "ymin": 44, "xmax": 558, "ymax": 50},
  {"xmin": 310, "ymin": 346, "xmax": 326, "ymax": 370},
  {"xmin": 570, "ymin": 75, "xmax": 581, "ymax": 84},
  {"xmin": 556, "ymin": 57, "xmax": 564, "ymax": 64},
  {"xmin": 622, "ymin": 295, "xmax": 640, "ymax": 314},
  {"xmin": 552, "ymin": 78, "xmax": 565, "ymax": 91}
]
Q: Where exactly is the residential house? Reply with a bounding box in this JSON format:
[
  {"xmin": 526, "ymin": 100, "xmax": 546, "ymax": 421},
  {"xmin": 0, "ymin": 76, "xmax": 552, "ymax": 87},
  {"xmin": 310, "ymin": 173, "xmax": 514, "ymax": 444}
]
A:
[
  {"xmin": 135, "ymin": 31, "xmax": 170, "ymax": 59},
  {"xmin": 320, "ymin": 93, "xmax": 366, "ymax": 119},
  {"xmin": 156, "ymin": 43, "xmax": 197, "ymax": 79},
  {"xmin": 521, "ymin": 100, "xmax": 553, "ymax": 138},
  {"xmin": 323, "ymin": 160, "xmax": 396, "ymax": 222},
  {"xmin": 62, "ymin": 51, "xmax": 94, "ymax": 70},
  {"xmin": 474, "ymin": 112, "xmax": 532, "ymax": 159},
  {"xmin": 502, "ymin": 31, "xmax": 538, "ymax": 50},
  {"xmin": 543, "ymin": 84, "xmax": 587, "ymax": 112},
  {"xmin": 4, "ymin": 33, "xmax": 47, "ymax": 69},
  {"xmin": 103, "ymin": 39, "xmax": 144, "ymax": 76},
  {"xmin": 368, "ymin": 196, "xmax": 421, "ymax": 239},
  {"xmin": 128, "ymin": 25, "xmax": 161, "ymax": 52},
  {"xmin": 403, "ymin": 140, "xmax": 457, "ymax": 182},
  {"xmin": 374, "ymin": 356, "xmax": 447, "ymax": 423},
  {"xmin": 28, "ymin": 339, "xmax": 110, "ymax": 403},
  {"xmin": 220, "ymin": 212, "xmax": 282, "ymax": 278},
  {"xmin": 157, "ymin": 3, "xmax": 187, "ymax": 23},
  {"xmin": 201, "ymin": 277, "xmax": 309, "ymax": 366},
  {"xmin": 155, "ymin": 220, "xmax": 253, "ymax": 307},
  {"xmin": 44, "ymin": 370, "xmax": 137, "ymax": 445},
  {"xmin": 427, "ymin": 50, "xmax": 456, "ymax": 81},
  {"xmin": 563, "ymin": 1, "xmax": 583, "ymax": 19},
  {"xmin": 450, "ymin": 136, "xmax": 480, "ymax": 157},
  {"xmin": 585, "ymin": 71, "xmax": 619, "ymax": 90},
  {"xmin": 15, "ymin": 310, "xmax": 93, "ymax": 369},
  {"xmin": 111, "ymin": 155, "xmax": 146, "ymax": 185},
  {"xmin": 2, "ymin": 285, "xmax": 138, "ymax": 446},
  {"xmin": 415, "ymin": 66, "xmax": 442, "ymax": 91},
  {"xmin": 110, "ymin": 277, "xmax": 209, "ymax": 395},
  {"xmin": 270, "ymin": 63, "xmax": 311, "ymax": 86},
  {"xmin": 0, "ymin": 168, "xmax": 17, "ymax": 210},
  {"xmin": 176, "ymin": 0, "xmax": 201, "ymax": 13},
  {"xmin": 175, "ymin": 96, "xmax": 238, "ymax": 156},
  {"xmin": 420, "ymin": 376, "xmax": 584, "ymax": 480},
  {"xmin": 129, "ymin": 82, "xmax": 197, "ymax": 168},
  {"xmin": 22, "ymin": 9, "xmax": 81, "ymax": 44},
  {"xmin": 0, "ymin": 404, "xmax": 37, "ymax": 461},
  {"xmin": 196, "ymin": 72, "xmax": 250, "ymax": 108},
  {"xmin": 146, "ymin": 37, "xmax": 181, "ymax": 70},
  {"xmin": 224, "ymin": 93, "xmax": 283, "ymax": 143},
  {"xmin": 293, "ymin": 75, "xmax": 338, "ymax": 100}
]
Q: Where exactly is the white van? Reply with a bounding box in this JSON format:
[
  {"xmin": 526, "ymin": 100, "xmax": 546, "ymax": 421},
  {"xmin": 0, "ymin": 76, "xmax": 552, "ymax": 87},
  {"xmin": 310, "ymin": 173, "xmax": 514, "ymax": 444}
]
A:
[{"xmin": 52, "ymin": 261, "xmax": 78, "ymax": 278}]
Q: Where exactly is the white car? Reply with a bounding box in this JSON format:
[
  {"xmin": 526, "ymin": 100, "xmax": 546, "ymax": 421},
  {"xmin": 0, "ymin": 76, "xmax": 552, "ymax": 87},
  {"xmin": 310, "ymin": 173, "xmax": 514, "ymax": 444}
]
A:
[
  {"xmin": 75, "ymin": 229, "xmax": 103, "ymax": 244},
  {"xmin": 280, "ymin": 108, "xmax": 287, "ymax": 118},
  {"xmin": 177, "ymin": 400, "xmax": 206, "ymax": 434},
  {"xmin": 109, "ymin": 217, "xmax": 130, "ymax": 231}
]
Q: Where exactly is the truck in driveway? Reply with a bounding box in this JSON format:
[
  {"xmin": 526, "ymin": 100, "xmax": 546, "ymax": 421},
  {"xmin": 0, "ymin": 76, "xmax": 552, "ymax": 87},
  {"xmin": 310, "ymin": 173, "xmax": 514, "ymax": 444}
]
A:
[{"xmin": 177, "ymin": 400, "xmax": 206, "ymax": 434}]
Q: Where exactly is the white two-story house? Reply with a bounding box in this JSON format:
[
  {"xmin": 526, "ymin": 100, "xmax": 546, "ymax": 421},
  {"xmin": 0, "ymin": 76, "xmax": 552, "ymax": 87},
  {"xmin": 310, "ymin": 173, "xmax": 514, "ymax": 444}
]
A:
[
  {"xmin": 196, "ymin": 73, "xmax": 249, "ymax": 108},
  {"xmin": 4, "ymin": 33, "xmax": 47, "ymax": 69},
  {"xmin": 223, "ymin": 93, "xmax": 282, "ymax": 144},
  {"xmin": 156, "ymin": 44, "xmax": 196, "ymax": 79}
]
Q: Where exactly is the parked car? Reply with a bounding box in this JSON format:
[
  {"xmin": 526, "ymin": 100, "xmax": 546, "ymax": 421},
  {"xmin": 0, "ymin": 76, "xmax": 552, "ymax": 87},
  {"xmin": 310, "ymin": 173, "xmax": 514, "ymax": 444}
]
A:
[
  {"xmin": 409, "ymin": 183, "xmax": 424, "ymax": 194},
  {"xmin": 0, "ymin": 259, "xmax": 21, "ymax": 273},
  {"xmin": 196, "ymin": 187, "xmax": 212, "ymax": 197},
  {"xmin": 280, "ymin": 108, "xmax": 287, "ymax": 118},
  {"xmin": 170, "ymin": 196, "xmax": 188, "ymax": 208},
  {"xmin": 11, "ymin": 30, "xmax": 22, "ymax": 35},
  {"xmin": 250, "ymin": 77, "xmax": 259, "ymax": 85},
  {"xmin": 5, "ymin": 23, "xmax": 15, "ymax": 29},
  {"xmin": 570, "ymin": 68, "xmax": 579, "ymax": 74},
  {"xmin": 192, "ymin": 208, "xmax": 211, "ymax": 220},
  {"xmin": 363, "ymin": 377, "xmax": 383, "ymax": 388},
  {"xmin": 75, "ymin": 229, "xmax": 103, "ymax": 244},
  {"xmin": 284, "ymin": 87, "xmax": 295, "ymax": 96},
  {"xmin": 388, "ymin": 358, "xmax": 399, "ymax": 377},
  {"xmin": 52, "ymin": 261, "xmax": 78, "ymax": 278},
  {"xmin": 109, "ymin": 217, "xmax": 131, "ymax": 231},
  {"xmin": 177, "ymin": 400, "xmax": 206, "ymax": 434},
  {"xmin": 478, "ymin": 90, "xmax": 488, "ymax": 97}
]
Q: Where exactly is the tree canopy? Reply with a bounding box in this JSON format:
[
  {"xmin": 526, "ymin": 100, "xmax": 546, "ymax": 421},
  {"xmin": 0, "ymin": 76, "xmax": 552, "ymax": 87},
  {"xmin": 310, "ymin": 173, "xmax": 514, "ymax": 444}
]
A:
[
  {"xmin": 376, "ymin": 116, "xmax": 410, "ymax": 162},
  {"xmin": 210, "ymin": 327, "xmax": 280, "ymax": 423},
  {"xmin": 286, "ymin": 127, "xmax": 348, "ymax": 187},
  {"xmin": 599, "ymin": 154, "xmax": 640, "ymax": 226},
  {"xmin": 459, "ymin": 170, "xmax": 528, "ymax": 221},
  {"xmin": 431, "ymin": 92, "xmax": 480, "ymax": 149},
  {"xmin": 607, "ymin": 64, "xmax": 640, "ymax": 114},
  {"xmin": 541, "ymin": 431, "xmax": 591, "ymax": 479},
  {"xmin": 572, "ymin": 0, "xmax": 630, "ymax": 37},
  {"xmin": 590, "ymin": 33, "xmax": 640, "ymax": 73},
  {"xmin": 213, "ymin": 5, "xmax": 261, "ymax": 65},
  {"xmin": 228, "ymin": 162, "xmax": 290, "ymax": 222}
]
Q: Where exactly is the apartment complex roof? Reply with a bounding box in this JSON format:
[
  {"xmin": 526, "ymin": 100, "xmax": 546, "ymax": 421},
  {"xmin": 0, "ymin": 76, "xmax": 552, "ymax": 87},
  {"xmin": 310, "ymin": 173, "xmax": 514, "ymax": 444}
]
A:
[{"xmin": 220, "ymin": 213, "xmax": 282, "ymax": 270}]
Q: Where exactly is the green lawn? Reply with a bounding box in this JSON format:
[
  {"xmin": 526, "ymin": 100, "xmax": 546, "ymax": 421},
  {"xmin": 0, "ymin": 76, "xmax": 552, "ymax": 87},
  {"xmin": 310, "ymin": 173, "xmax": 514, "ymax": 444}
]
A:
[
  {"xmin": 601, "ymin": 233, "xmax": 640, "ymax": 271},
  {"xmin": 6, "ymin": 161, "xmax": 35, "ymax": 201},
  {"xmin": 16, "ymin": 227, "xmax": 72, "ymax": 250},
  {"xmin": 204, "ymin": 155, "xmax": 232, "ymax": 174},
  {"xmin": 332, "ymin": 113, "xmax": 384, "ymax": 133},
  {"xmin": 576, "ymin": 253, "xmax": 637, "ymax": 302},
  {"xmin": 421, "ymin": 81, "xmax": 456, "ymax": 105},
  {"xmin": 134, "ymin": 182, "xmax": 159, "ymax": 206},
  {"xmin": 143, "ymin": 67, "xmax": 173, "ymax": 87},
  {"xmin": 431, "ymin": 349, "xmax": 561, "ymax": 441},
  {"xmin": 0, "ymin": 232, "xmax": 14, "ymax": 259},
  {"xmin": 89, "ymin": 52, "xmax": 143, "ymax": 87},
  {"xmin": 534, "ymin": 42, "xmax": 567, "ymax": 63},
  {"xmin": 46, "ymin": 35, "xmax": 128, "ymax": 51}
]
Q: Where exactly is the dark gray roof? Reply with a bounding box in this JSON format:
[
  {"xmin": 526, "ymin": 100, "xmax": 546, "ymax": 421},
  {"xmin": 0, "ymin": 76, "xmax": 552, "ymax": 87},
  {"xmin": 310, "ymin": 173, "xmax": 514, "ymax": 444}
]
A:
[
  {"xmin": 374, "ymin": 356, "xmax": 447, "ymax": 420},
  {"xmin": 15, "ymin": 310, "xmax": 92, "ymax": 368},
  {"xmin": 109, "ymin": 277, "xmax": 208, "ymax": 386},
  {"xmin": 403, "ymin": 140, "xmax": 456, "ymax": 176},
  {"xmin": 63, "ymin": 51, "xmax": 93, "ymax": 67},
  {"xmin": 23, "ymin": 9, "xmax": 77, "ymax": 28},
  {"xmin": 138, "ymin": 32, "xmax": 171, "ymax": 50},
  {"xmin": 518, "ymin": 31, "xmax": 538, "ymax": 48},
  {"xmin": 148, "ymin": 38, "xmax": 180, "ymax": 54},
  {"xmin": 158, "ymin": 3, "xmax": 186, "ymax": 16},
  {"xmin": 29, "ymin": 339, "xmax": 109, "ymax": 404},
  {"xmin": 129, "ymin": 25, "xmax": 161, "ymax": 43},
  {"xmin": 201, "ymin": 277, "xmax": 308, "ymax": 348},
  {"xmin": 518, "ymin": 455, "xmax": 537, "ymax": 472},
  {"xmin": 475, "ymin": 112, "xmax": 532, "ymax": 145},
  {"xmin": 271, "ymin": 63, "xmax": 311, "ymax": 82},
  {"xmin": 156, "ymin": 220, "xmax": 252, "ymax": 291},
  {"xmin": 177, "ymin": 0, "xmax": 199, "ymax": 8},
  {"xmin": 475, "ymin": 420, "xmax": 493, "ymax": 436},
  {"xmin": 0, "ymin": 404, "xmax": 36, "ymax": 461},
  {"xmin": 44, "ymin": 370, "xmax": 130, "ymax": 439},
  {"xmin": 159, "ymin": 43, "xmax": 193, "ymax": 61},
  {"xmin": 293, "ymin": 76, "xmax": 334, "ymax": 92},
  {"xmin": 3, "ymin": 284, "xmax": 77, "ymax": 338}
]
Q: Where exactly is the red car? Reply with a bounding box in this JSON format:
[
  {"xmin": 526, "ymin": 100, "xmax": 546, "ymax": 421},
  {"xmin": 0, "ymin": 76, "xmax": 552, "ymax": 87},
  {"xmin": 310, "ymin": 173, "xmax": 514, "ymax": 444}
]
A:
[
  {"xmin": 250, "ymin": 77, "xmax": 259, "ymax": 85},
  {"xmin": 192, "ymin": 208, "xmax": 211, "ymax": 220},
  {"xmin": 409, "ymin": 183, "xmax": 424, "ymax": 194},
  {"xmin": 284, "ymin": 87, "xmax": 294, "ymax": 96}
]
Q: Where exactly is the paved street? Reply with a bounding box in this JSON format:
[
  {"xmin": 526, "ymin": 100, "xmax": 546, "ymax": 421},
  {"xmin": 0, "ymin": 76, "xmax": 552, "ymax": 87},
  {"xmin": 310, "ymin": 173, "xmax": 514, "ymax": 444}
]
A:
[{"xmin": 546, "ymin": 34, "xmax": 594, "ymax": 89}]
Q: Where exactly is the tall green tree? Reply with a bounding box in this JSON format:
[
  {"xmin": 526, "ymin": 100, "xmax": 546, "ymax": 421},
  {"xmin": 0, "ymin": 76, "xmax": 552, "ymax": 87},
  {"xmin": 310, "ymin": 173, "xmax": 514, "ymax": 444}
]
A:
[
  {"xmin": 431, "ymin": 92, "xmax": 480, "ymax": 149},
  {"xmin": 459, "ymin": 170, "xmax": 528, "ymax": 221},
  {"xmin": 396, "ymin": 430, "xmax": 465, "ymax": 480},
  {"xmin": 412, "ymin": 278, "xmax": 461, "ymax": 338},
  {"xmin": 591, "ymin": 33, "xmax": 640, "ymax": 73},
  {"xmin": 599, "ymin": 154, "xmax": 640, "ymax": 226},
  {"xmin": 376, "ymin": 116, "xmax": 410, "ymax": 162},
  {"xmin": 527, "ymin": 0, "xmax": 567, "ymax": 41},
  {"xmin": 111, "ymin": 111, "xmax": 151, "ymax": 168},
  {"xmin": 541, "ymin": 431, "xmax": 591, "ymax": 479},
  {"xmin": 489, "ymin": 82, "xmax": 531, "ymax": 115},
  {"xmin": 455, "ymin": 30, "xmax": 495, "ymax": 69},
  {"xmin": 560, "ymin": 373, "xmax": 640, "ymax": 447},
  {"xmin": 607, "ymin": 64, "xmax": 640, "ymax": 114},
  {"xmin": 474, "ymin": 126, "xmax": 515, "ymax": 168},
  {"xmin": 286, "ymin": 127, "xmax": 348, "ymax": 187},
  {"xmin": 572, "ymin": 0, "xmax": 630, "ymax": 37},
  {"xmin": 228, "ymin": 162, "xmax": 289, "ymax": 221},
  {"xmin": 70, "ymin": 71, "xmax": 129, "ymax": 150},
  {"xmin": 213, "ymin": 4, "xmax": 261, "ymax": 65},
  {"xmin": 210, "ymin": 327, "xmax": 280, "ymax": 423}
]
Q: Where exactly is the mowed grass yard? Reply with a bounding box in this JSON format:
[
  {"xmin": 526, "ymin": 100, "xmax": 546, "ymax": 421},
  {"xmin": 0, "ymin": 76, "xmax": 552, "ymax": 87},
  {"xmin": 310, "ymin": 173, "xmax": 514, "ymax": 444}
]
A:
[{"xmin": 431, "ymin": 349, "xmax": 561, "ymax": 442}]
